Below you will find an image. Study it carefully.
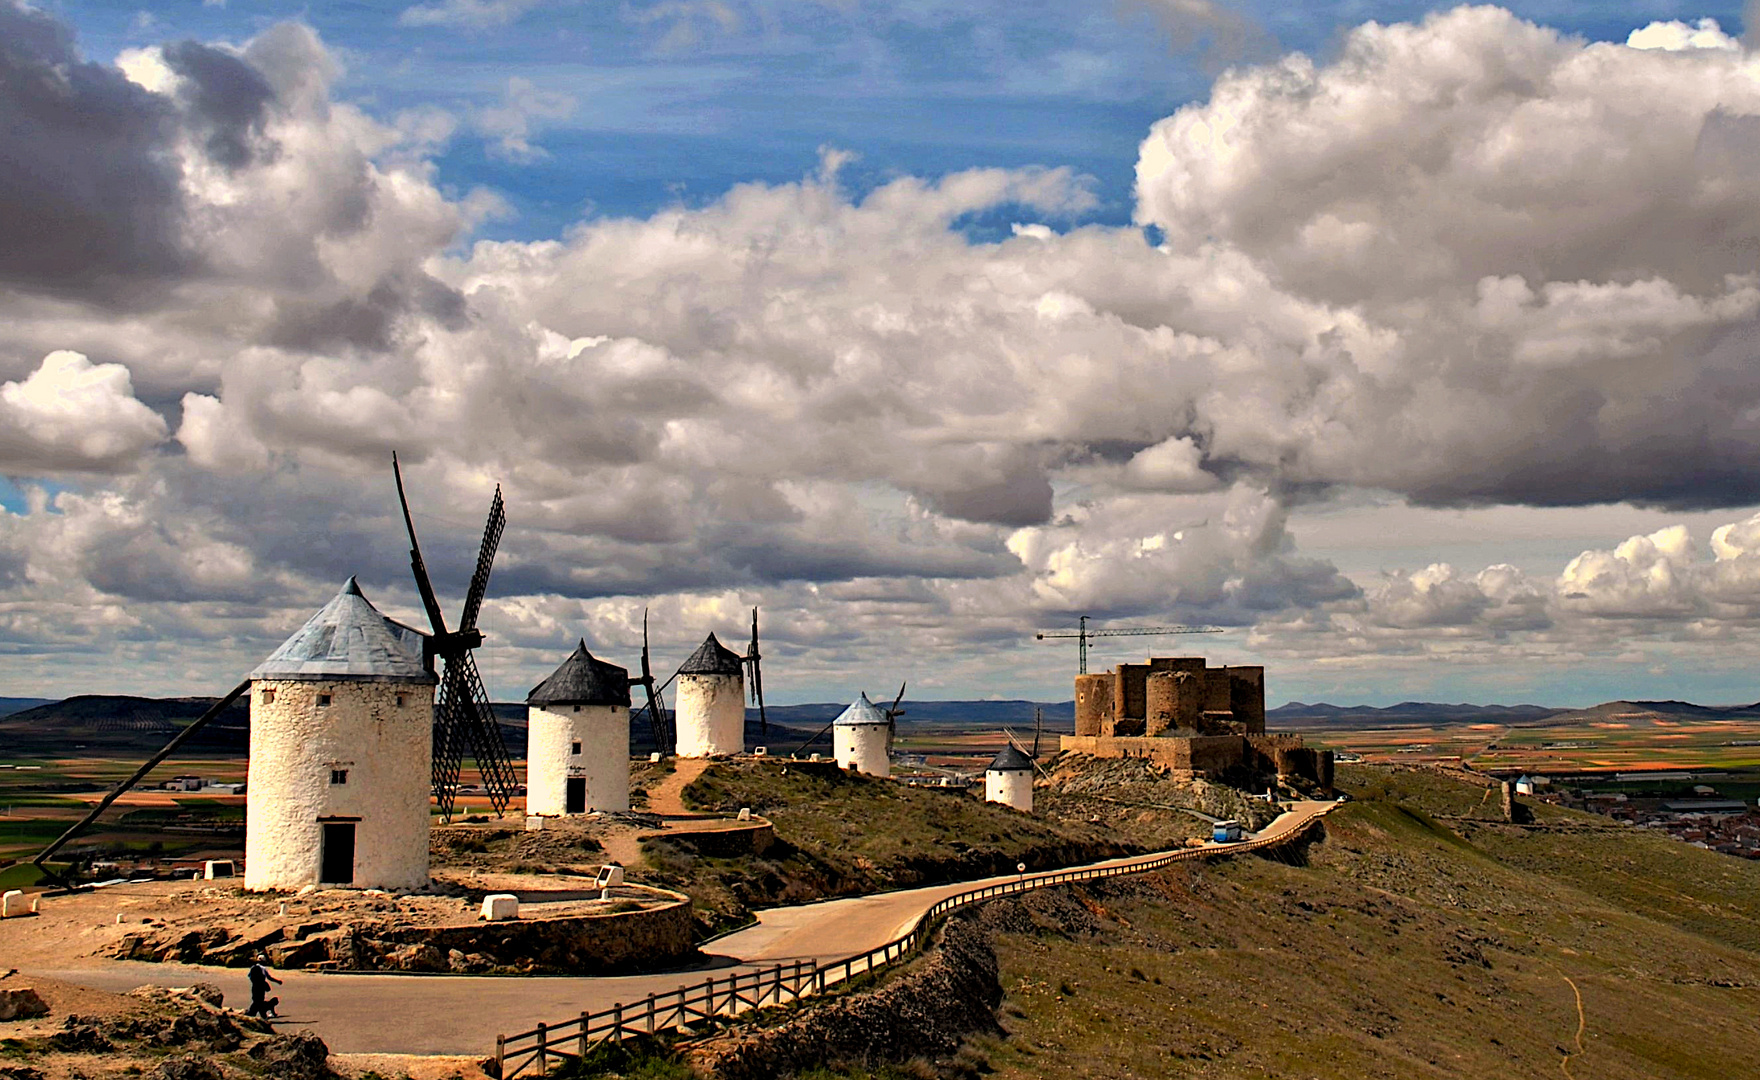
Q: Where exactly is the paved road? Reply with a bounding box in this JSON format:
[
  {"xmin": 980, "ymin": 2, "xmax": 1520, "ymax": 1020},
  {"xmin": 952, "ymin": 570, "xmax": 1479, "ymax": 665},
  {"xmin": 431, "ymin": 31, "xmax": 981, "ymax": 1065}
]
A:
[{"xmin": 39, "ymin": 800, "xmax": 1334, "ymax": 1056}]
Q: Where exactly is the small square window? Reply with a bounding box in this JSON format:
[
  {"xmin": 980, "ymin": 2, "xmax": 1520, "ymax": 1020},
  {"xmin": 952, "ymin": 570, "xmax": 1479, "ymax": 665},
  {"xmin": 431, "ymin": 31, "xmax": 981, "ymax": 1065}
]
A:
[
  {"xmin": 261, "ymin": 688, "xmax": 276, "ymax": 705},
  {"xmin": 573, "ymin": 705, "xmax": 581, "ymax": 713},
  {"xmin": 316, "ymin": 693, "xmax": 332, "ymax": 707},
  {"xmin": 330, "ymin": 769, "xmax": 348, "ymax": 785},
  {"xmin": 571, "ymin": 741, "xmax": 582, "ymax": 755},
  {"xmin": 395, "ymin": 693, "xmax": 407, "ymax": 708}
]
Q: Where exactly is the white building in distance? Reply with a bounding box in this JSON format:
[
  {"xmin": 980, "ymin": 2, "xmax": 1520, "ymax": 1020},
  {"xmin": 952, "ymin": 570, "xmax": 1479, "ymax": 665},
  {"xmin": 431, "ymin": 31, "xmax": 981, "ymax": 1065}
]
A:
[
  {"xmin": 673, "ymin": 633, "xmax": 745, "ymax": 758},
  {"xmin": 526, "ymin": 641, "xmax": 631, "ymax": 815},
  {"xmin": 244, "ymin": 578, "xmax": 436, "ymax": 892},
  {"xmin": 833, "ymin": 693, "xmax": 892, "ymax": 777},
  {"xmin": 984, "ymin": 744, "xmax": 1035, "ymax": 813}
]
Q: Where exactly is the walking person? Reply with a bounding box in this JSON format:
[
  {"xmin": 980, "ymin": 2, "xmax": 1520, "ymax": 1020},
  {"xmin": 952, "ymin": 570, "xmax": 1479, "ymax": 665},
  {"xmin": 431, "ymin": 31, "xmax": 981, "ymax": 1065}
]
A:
[{"xmin": 246, "ymin": 954, "xmax": 282, "ymax": 1019}]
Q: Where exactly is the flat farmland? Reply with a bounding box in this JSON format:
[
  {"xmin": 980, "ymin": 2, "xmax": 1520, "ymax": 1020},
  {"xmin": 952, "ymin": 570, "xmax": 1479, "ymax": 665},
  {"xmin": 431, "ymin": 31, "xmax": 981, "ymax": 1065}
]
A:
[{"xmin": 1310, "ymin": 712, "xmax": 1760, "ymax": 773}]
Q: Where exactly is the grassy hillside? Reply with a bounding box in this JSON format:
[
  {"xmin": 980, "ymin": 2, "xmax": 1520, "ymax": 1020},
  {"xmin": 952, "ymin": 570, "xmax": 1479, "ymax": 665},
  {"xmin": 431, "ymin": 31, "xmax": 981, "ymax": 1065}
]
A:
[
  {"xmin": 641, "ymin": 759, "xmax": 1187, "ymax": 935},
  {"xmin": 765, "ymin": 763, "xmax": 1760, "ymax": 1079},
  {"xmin": 968, "ymin": 765, "xmax": 1760, "ymax": 1078}
]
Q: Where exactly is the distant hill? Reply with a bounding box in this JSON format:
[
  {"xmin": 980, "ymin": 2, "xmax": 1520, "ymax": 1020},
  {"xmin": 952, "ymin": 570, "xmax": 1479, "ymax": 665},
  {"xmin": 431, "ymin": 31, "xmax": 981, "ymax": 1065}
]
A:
[
  {"xmin": 1, "ymin": 695, "xmax": 913, "ymax": 760},
  {"xmin": 0, "ymin": 697, "xmax": 52, "ymax": 718},
  {"xmin": 1269, "ymin": 701, "xmax": 1562, "ymax": 729},
  {"xmin": 756, "ymin": 700, "xmax": 1074, "ymax": 732},
  {"xmin": 1528, "ymin": 700, "xmax": 1760, "ymax": 727},
  {"xmin": 38, "ymin": 692, "xmax": 1760, "ymax": 755},
  {"xmin": 1, "ymin": 694, "xmax": 252, "ymax": 756}
]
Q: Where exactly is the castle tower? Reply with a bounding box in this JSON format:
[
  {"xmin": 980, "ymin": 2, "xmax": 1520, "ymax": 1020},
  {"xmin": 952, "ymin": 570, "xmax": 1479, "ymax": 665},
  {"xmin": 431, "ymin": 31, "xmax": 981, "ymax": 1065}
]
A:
[
  {"xmin": 1073, "ymin": 674, "xmax": 1111, "ymax": 736},
  {"xmin": 526, "ymin": 641, "xmax": 632, "ymax": 816},
  {"xmin": 244, "ymin": 578, "xmax": 436, "ymax": 892},
  {"xmin": 674, "ymin": 633, "xmax": 745, "ymax": 758},
  {"xmin": 833, "ymin": 693, "xmax": 891, "ymax": 777},
  {"xmin": 984, "ymin": 745, "xmax": 1035, "ymax": 813}
]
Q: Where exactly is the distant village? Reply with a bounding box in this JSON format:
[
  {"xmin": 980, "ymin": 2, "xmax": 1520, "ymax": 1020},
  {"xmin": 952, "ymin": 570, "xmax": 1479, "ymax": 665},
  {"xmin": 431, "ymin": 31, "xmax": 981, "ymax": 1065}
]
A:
[{"xmin": 1515, "ymin": 772, "xmax": 1760, "ymax": 859}]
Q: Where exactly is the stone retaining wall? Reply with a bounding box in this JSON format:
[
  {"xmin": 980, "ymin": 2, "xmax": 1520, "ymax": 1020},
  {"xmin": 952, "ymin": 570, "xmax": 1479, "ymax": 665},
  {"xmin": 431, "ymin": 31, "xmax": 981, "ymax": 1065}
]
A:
[
  {"xmin": 114, "ymin": 889, "xmax": 698, "ymax": 976},
  {"xmin": 374, "ymin": 893, "xmax": 696, "ymax": 974},
  {"xmin": 648, "ymin": 819, "xmax": 775, "ymax": 859}
]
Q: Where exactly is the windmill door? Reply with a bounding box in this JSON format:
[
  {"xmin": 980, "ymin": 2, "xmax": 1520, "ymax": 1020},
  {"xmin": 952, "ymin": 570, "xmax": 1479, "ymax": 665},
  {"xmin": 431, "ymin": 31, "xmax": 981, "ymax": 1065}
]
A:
[
  {"xmin": 320, "ymin": 822, "xmax": 356, "ymax": 884},
  {"xmin": 565, "ymin": 777, "xmax": 587, "ymax": 814}
]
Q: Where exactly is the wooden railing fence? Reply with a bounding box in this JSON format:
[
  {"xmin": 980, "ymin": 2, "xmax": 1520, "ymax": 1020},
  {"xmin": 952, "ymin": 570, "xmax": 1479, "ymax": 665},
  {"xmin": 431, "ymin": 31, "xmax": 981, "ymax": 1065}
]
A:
[{"xmin": 493, "ymin": 807, "xmax": 1331, "ymax": 1078}]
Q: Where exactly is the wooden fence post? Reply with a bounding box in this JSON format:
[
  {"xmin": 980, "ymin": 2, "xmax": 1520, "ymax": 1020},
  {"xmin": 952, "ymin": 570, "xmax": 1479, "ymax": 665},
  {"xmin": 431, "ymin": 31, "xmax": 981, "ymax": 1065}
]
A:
[
  {"xmin": 536, "ymin": 1022, "xmax": 547, "ymax": 1075},
  {"xmin": 496, "ymin": 1035, "xmax": 505, "ymax": 1079},
  {"xmin": 579, "ymin": 1012, "xmax": 589, "ymax": 1057},
  {"xmin": 612, "ymin": 1002, "xmax": 623, "ymax": 1041}
]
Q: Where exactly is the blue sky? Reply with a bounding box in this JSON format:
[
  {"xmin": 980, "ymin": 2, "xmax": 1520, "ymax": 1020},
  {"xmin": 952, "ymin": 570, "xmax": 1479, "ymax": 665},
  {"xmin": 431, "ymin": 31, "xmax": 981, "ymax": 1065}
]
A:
[{"xmin": 48, "ymin": 0, "xmax": 1747, "ymax": 242}]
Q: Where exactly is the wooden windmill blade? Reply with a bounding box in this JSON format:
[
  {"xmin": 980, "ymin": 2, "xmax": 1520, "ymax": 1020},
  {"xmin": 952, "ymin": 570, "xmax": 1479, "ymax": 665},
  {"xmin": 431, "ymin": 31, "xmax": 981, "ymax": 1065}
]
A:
[
  {"xmin": 885, "ymin": 681, "xmax": 905, "ymax": 756},
  {"xmin": 393, "ymin": 453, "xmax": 462, "ymax": 815},
  {"xmin": 448, "ymin": 487, "xmax": 517, "ymax": 816},
  {"xmin": 393, "ymin": 452, "xmax": 450, "ymax": 637},
  {"xmin": 431, "ymin": 666, "xmax": 472, "ymax": 820},
  {"xmin": 452, "ymin": 649, "xmax": 518, "ymax": 817},
  {"xmin": 459, "ymin": 485, "xmax": 504, "ymax": 632},
  {"xmin": 746, "ymin": 607, "xmax": 768, "ymax": 739},
  {"xmin": 637, "ymin": 608, "xmax": 673, "ymax": 755},
  {"xmin": 390, "ymin": 454, "xmax": 516, "ymax": 820}
]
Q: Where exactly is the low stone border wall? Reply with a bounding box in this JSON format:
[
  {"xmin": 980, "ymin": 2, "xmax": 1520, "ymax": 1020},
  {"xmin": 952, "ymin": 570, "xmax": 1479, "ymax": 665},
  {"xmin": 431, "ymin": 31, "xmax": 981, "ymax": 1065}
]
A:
[
  {"xmin": 369, "ymin": 892, "xmax": 697, "ymax": 974},
  {"xmin": 644, "ymin": 818, "xmax": 775, "ymax": 859},
  {"xmin": 112, "ymin": 887, "xmax": 698, "ymax": 976}
]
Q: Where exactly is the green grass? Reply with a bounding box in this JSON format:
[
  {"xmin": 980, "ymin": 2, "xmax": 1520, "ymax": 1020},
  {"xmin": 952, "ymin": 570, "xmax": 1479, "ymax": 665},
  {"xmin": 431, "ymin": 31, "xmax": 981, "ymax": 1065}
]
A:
[
  {"xmin": 0, "ymin": 795, "xmax": 87, "ymax": 808},
  {"xmin": 546, "ymin": 1035, "xmax": 694, "ymax": 1079},
  {"xmin": 0, "ymin": 817, "xmax": 72, "ymax": 845},
  {"xmin": 0, "ymin": 862, "xmax": 51, "ymax": 889}
]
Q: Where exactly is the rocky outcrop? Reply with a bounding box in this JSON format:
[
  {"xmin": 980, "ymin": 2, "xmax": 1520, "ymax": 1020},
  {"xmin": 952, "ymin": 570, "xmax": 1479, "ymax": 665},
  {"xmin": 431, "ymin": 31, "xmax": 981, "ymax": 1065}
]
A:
[
  {"xmin": 0, "ymin": 987, "xmax": 48, "ymax": 1021},
  {"xmin": 156, "ymin": 1055, "xmax": 226, "ymax": 1080},
  {"xmin": 692, "ymin": 913, "xmax": 1003, "ymax": 1080},
  {"xmin": 248, "ymin": 1032, "xmax": 337, "ymax": 1078}
]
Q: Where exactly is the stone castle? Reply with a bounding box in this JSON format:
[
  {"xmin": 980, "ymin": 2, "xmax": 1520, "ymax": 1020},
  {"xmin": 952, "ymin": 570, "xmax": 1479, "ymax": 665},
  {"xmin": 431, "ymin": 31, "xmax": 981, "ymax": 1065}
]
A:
[{"xmin": 1061, "ymin": 655, "xmax": 1333, "ymax": 789}]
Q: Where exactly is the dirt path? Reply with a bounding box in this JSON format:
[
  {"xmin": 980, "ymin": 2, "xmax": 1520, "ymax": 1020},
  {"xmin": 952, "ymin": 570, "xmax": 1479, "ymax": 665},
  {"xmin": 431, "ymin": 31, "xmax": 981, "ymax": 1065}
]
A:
[
  {"xmin": 597, "ymin": 758, "xmax": 722, "ymax": 868},
  {"xmin": 645, "ymin": 758, "xmax": 712, "ymax": 817}
]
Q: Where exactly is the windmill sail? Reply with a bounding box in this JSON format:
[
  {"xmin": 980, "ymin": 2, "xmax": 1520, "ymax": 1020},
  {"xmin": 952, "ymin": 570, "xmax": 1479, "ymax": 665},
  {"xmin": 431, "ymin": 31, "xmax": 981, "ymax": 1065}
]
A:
[
  {"xmin": 747, "ymin": 607, "xmax": 768, "ymax": 739},
  {"xmin": 634, "ymin": 609, "xmax": 674, "ymax": 755},
  {"xmin": 392, "ymin": 453, "xmax": 517, "ymax": 821}
]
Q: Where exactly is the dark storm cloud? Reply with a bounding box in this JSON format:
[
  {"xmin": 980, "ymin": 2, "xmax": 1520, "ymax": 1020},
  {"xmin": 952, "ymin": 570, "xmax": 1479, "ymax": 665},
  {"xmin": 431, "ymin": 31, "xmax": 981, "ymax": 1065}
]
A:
[
  {"xmin": 266, "ymin": 273, "xmax": 470, "ymax": 353},
  {"xmin": 0, "ymin": 1, "xmax": 189, "ymax": 302},
  {"xmin": 161, "ymin": 40, "xmax": 277, "ymax": 171}
]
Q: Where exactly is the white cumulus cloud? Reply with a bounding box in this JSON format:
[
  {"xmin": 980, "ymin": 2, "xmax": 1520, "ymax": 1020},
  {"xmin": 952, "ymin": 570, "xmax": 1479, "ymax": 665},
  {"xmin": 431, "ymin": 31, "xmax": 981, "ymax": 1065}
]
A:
[{"xmin": 0, "ymin": 352, "xmax": 168, "ymax": 474}]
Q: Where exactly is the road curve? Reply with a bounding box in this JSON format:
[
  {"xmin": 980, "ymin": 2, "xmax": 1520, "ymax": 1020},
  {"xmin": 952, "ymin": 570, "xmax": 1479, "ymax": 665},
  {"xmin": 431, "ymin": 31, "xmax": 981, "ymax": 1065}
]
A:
[{"xmin": 38, "ymin": 800, "xmax": 1334, "ymax": 1056}]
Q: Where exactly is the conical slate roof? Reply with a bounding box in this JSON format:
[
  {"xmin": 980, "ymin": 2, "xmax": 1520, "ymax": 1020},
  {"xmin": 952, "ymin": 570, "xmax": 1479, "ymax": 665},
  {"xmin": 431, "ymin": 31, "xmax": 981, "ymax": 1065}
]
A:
[
  {"xmin": 528, "ymin": 641, "xmax": 631, "ymax": 707},
  {"xmin": 250, "ymin": 578, "xmax": 435, "ymax": 684},
  {"xmin": 834, "ymin": 692, "xmax": 890, "ymax": 727},
  {"xmin": 987, "ymin": 744, "xmax": 1035, "ymax": 772},
  {"xmin": 678, "ymin": 632, "xmax": 744, "ymax": 676}
]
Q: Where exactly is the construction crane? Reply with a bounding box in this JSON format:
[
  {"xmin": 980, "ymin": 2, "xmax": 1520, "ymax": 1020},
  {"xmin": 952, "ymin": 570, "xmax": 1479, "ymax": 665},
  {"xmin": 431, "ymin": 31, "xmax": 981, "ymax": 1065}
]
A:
[{"xmin": 1036, "ymin": 615, "xmax": 1224, "ymax": 673}]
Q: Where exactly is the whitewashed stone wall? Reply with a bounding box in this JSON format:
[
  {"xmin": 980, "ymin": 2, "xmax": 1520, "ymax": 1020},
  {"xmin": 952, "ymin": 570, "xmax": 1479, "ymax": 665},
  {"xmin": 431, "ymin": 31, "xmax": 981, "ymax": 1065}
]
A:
[
  {"xmin": 244, "ymin": 678, "xmax": 434, "ymax": 892},
  {"xmin": 834, "ymin": 723, "xmax": 891, "ymax": 778},
  {"xmin": 985, "ymin": 769, "xmax": 1033, "ymax": 813},
  {"xmin": 674, "ymin": 672, "xmax": 744, "ymax": 757},
  {"xmin": 527, "ymin": 704, "xmax": 630, "ymax": 814}
]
